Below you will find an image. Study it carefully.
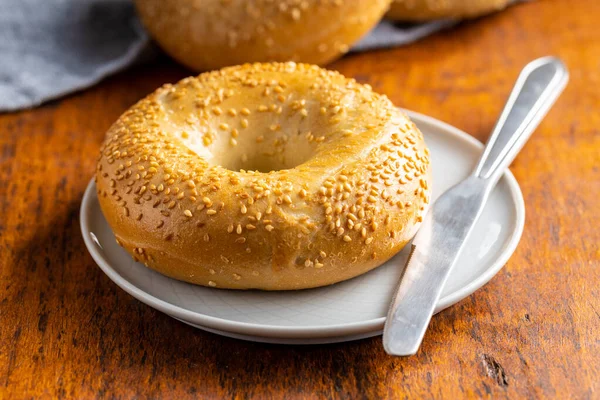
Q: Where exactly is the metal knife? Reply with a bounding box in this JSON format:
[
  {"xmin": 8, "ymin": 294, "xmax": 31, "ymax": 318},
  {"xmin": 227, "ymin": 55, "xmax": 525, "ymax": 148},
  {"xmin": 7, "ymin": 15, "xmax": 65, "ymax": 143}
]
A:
[{"xmin": 383, "ymin": 57, "xmax": 569, "ymax": 356}]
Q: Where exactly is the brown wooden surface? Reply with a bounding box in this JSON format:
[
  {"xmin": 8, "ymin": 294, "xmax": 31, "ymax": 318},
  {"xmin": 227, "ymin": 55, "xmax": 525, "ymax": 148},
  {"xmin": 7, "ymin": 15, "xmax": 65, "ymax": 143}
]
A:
[{"xmin": 1, "ymin": 0, "xmax": 599, "ymax": 398}]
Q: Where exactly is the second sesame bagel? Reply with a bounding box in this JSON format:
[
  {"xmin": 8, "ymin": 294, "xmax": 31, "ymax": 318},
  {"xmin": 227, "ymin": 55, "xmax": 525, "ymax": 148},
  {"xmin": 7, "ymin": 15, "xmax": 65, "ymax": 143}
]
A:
[
  {"xmin": 95, "ymin": 63, "xmax": 431, "ymax": 290},
  {"xmin": 134, "ymin": 0, "xmax": 391, "ymax": 71},
  {"xmin": 386, "ymin": 0, "xmax": 511, "ymax": 21}
]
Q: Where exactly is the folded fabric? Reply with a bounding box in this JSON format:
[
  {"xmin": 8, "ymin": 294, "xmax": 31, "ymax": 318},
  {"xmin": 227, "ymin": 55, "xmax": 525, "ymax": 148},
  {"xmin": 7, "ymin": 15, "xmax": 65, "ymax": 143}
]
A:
[{"xmin": 0, "ymin": 0, "xmax": 507, "ymax": 112}]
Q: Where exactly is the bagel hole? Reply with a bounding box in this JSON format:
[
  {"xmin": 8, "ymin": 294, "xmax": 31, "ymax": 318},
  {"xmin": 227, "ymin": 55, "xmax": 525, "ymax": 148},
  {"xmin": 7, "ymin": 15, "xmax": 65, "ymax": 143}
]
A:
[
  {"xmin": 215, "ymin": 128, "xmax": 316, "ymax": 173},
  {"xmin": 176, "ymin": 93, "xmax": 328, "ymax": 173}
]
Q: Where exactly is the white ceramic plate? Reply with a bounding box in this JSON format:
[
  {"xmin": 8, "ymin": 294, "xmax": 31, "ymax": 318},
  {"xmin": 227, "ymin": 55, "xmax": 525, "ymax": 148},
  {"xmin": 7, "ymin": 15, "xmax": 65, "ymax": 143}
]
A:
[{"xmin": 80, "ymin": 111, "xmax": 525, "ymax": 344}]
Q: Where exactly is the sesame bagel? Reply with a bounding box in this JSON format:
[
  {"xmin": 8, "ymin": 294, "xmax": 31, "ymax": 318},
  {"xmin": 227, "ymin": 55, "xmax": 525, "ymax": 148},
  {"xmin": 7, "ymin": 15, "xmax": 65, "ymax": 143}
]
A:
[
  {"xmin": 134, "ymin": 0, "xmax": 391, "ymax": 71},
  {"xmin": 386, "ymin": 0, "xmax": 511, "ymax": 21},
  {"xmin": 96, "ymin": 63, "xmax": 431, "ymax": 290}
]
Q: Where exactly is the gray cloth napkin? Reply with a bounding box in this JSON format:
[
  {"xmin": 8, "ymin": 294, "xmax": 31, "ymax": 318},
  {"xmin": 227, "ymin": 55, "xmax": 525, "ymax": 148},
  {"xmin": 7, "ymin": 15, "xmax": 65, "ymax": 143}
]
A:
[{"xmin": 0, "ymin": 0, "xmax": 488, "ymax": 112}]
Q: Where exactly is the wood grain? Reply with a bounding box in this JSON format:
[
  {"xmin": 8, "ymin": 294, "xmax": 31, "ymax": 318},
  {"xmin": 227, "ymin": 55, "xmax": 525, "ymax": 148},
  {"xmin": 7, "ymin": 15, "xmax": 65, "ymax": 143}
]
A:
[{"xmin": 1, "ymin": 0, "xmax": 598, "ymax": 398}]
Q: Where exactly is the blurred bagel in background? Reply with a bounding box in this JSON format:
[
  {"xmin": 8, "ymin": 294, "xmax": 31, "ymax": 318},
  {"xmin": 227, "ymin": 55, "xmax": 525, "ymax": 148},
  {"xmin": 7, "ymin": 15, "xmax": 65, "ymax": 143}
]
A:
[
  {"xmin": 386, "ymin": 0, "xmax": 511, "ymax": 21},
  {"xmin": 135, "ymin": 0, "xmax": 392, "ymax": 71}
]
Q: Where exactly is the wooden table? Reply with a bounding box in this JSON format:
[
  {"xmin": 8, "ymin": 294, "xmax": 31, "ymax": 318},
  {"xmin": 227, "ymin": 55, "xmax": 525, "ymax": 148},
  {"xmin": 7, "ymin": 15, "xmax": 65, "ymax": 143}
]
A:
[{"xmin": 1, "ymin": 0, "xmax": 598, "ymax": 397}]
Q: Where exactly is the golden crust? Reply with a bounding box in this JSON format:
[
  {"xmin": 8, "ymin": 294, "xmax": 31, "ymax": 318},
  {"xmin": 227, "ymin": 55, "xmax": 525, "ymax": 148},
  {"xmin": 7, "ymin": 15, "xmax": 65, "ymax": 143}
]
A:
[
  {"xmin": 386, "ymin": 0, "xmax": 511, "ymax": 21},
  {"xmin": 134, "ymin": 0, "xmax": 391, "ymax": 71},
  {"xmin": 96, "ymin": 63, "xmax": 431, "ymax": 290}
]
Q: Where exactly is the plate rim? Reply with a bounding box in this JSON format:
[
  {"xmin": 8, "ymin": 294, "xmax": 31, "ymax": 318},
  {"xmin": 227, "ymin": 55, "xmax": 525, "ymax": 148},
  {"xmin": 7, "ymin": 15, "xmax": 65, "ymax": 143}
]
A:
[
  {"xmin": 176, "ymin": 317, "xmax": 384, "ymax": 345},
  {"xmin": 80, "ymin": 110, "xmax": 525, "ymax": 339}
]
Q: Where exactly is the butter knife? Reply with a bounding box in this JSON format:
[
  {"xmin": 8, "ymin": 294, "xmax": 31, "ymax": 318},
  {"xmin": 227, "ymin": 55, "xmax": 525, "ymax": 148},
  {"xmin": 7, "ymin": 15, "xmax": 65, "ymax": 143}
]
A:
[{"xmin": 383, "ymin": 57, "xmax": 569, "ymax": 356}]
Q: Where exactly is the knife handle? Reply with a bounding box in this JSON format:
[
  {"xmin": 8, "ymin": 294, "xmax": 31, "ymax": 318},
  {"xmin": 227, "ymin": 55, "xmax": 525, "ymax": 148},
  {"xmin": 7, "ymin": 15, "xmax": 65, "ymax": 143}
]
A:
[{"xmin": 474, "ymin": 57, "xmax": 569, "ymax": 185}]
